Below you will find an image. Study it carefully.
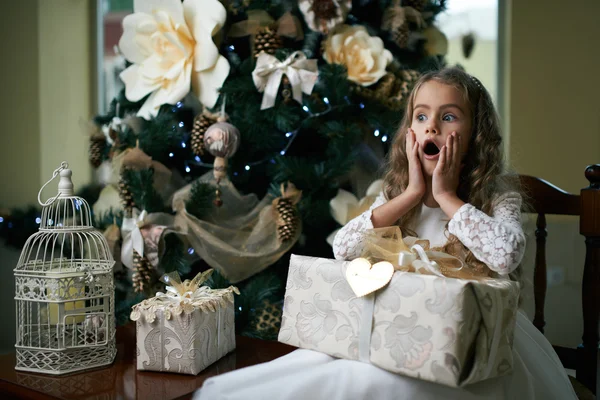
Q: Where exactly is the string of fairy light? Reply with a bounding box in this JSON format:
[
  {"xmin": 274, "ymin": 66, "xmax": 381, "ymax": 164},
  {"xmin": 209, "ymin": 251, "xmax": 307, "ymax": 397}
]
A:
[
  {"xmin": 166, "ymin": 95, "xmax": 391, "ymax": 176},
  {"xmin": 0, "ymin": 93, "xmax": 390, "ymax": 229}
]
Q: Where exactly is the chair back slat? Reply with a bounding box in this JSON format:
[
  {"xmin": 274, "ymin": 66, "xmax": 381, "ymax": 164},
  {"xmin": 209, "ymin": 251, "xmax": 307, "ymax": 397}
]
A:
[
  {"xmin": 518, "ymin": 166, "xmax": 599, "ymax": 394},
  {"xmin": 519, "ymin": 175, "xmax": 580, "ymax": 215}
]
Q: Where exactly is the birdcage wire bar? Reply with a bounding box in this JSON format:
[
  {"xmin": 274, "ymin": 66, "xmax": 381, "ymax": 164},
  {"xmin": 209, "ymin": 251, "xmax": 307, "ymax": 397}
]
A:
[{"xmin": 14, "ymin": 164, "xmax": 116, "ymax": 375}]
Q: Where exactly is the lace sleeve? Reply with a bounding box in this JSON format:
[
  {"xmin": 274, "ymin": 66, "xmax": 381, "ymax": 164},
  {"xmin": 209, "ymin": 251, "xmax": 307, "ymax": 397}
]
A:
[
  {"xmin": 448, "ymin": 192, "xmax": 525, "ymax": 275},
  {"xmin": 332, "ymin": 191, "xmax": 388, "ymax": 260}
]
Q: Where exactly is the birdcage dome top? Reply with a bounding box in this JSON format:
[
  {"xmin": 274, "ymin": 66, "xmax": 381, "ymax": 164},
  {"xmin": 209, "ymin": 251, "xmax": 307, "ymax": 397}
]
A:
[
  {"xmin": 37, "ymin": 165, "xmax": 95, "ymax": 230},
  {"xmin": 14, "ymin": 162, "xmax": 114, "ymax": 274}
]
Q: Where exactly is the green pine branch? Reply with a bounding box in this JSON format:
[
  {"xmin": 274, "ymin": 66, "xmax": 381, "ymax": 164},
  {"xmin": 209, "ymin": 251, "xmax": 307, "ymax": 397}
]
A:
[{"xmin": 185, "ymin": 182, "xmax": 216, "ymax": 220}]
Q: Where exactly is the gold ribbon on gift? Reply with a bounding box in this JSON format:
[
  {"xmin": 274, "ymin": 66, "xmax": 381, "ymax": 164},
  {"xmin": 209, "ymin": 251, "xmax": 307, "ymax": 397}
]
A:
[
  {"xmin": 228, "ymin": 10, "xmax": 304, "ymax": 41},
  {"xmin": 252, "ymin": 51, "xmax": 319, "ymax": 110},
  {"xmin": 130, "ymin": 270, "xmax": 240, "ymax": 322},
  {"xmin": 362, "ymin": 226, "xmax": 487, "ymax": 280}
]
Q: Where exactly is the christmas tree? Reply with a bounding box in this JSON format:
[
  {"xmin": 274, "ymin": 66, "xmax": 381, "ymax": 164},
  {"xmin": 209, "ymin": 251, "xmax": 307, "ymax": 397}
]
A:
[{"xmin": 3, "ymin": 0, "xmax": 450, "ymax": 339}]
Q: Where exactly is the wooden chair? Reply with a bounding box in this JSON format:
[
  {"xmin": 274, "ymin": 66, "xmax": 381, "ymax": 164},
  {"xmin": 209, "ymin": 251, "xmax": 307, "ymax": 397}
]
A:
[{"xmin": 519, "ymin": 164, "xmax": 600, "ymax": 396}]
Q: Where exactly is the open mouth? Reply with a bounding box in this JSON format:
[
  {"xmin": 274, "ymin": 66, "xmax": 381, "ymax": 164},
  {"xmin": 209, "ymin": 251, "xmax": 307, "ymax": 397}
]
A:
[{"xmin": 423, "ymin": 141, "xmax": 440, "ymax": 159}]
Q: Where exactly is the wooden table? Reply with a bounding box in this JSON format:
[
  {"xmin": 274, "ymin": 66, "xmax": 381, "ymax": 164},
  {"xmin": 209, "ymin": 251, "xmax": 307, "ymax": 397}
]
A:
[{"xmin": 0, "ymin": 324, "xmax": 296, "ymax": 400}]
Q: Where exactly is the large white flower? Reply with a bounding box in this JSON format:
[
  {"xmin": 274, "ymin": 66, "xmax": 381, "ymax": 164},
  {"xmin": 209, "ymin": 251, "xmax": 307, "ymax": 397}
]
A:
[
  {"xmin": 323, "ymin": 25, "xmax": 393, "ymax": 87},
  {"xmin": 327, "ymin": 179, "xmax": 383, "ymax": 245},
  {"xmin": 119, "ymin": 0, "xmax": 230, "ymax": 119}
]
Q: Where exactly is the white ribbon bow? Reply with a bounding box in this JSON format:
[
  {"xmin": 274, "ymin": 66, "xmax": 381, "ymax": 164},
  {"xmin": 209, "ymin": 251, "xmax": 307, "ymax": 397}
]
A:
[
  {"xmin": 156, "ymin": 285, "xmax": 212, "ymax": 303},
  {"xmin": 398, "ymin": 244, "xmax": 463, "ymax": 277},
  {"xmin": 121, "ymin": 208, "xmax": 148, "ymax": 270},
  {"xmin": 252, "ymin": 51, "xmax": 319, "ymax": 110}
]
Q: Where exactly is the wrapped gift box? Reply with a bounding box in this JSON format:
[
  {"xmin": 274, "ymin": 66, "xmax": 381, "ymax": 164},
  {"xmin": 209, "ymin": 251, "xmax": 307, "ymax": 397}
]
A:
[
  {"xmin": 278, "ymin": 255, "xmax": 520, "ymax": 387},
  {"xmin": 131, "ymin": 271, "xmax": 239, "ymax": 375}
]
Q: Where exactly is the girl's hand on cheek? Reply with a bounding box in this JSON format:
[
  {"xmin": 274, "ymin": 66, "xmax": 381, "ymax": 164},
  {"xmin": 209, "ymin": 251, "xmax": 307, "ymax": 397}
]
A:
[
  {"xmin": 432, "ymin": 132, "xmax": 461, "ymax": 202},
  {"xmin": 406, "ymin": 128, "xmax": 426, "ymax": 199}
]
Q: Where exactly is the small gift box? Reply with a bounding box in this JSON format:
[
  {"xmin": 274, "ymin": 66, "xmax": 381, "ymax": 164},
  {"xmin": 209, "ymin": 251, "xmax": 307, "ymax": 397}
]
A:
[
  {"xmin": 131, "ymin": 270, "xmax": 239, "ymax": 375},
  {"xmin": 279, "ymin": 228, "xmax": 520, "ymax": 387}
]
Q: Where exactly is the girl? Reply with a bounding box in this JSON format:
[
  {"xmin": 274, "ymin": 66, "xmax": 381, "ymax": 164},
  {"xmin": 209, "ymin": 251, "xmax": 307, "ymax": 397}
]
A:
[{"xmin": 194, "ymin": 68, "xmax": 577, "ymax": 399}]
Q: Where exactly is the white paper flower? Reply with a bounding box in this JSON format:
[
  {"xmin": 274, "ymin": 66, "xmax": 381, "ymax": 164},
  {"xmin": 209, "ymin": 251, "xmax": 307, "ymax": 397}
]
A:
[
  {"xmin": 327, "ymin": 179, "xmax": 383, "ymax": 245},
  {"xmin": 119, "ymin": 0, "xmax": 230, "ymax": 119},
  {"xmin": 323, "ymin": 25, "xmax": 393, "ymax": 87}
]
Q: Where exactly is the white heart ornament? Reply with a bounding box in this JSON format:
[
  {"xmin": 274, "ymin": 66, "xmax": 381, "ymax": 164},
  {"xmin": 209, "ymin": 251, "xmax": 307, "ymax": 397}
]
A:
[{"xmin": 345, "ymin": 258, "xmax": 394, "ymax": 297}]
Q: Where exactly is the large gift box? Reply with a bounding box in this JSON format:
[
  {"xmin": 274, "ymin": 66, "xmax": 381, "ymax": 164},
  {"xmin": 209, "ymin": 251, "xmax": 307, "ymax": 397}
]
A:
[
  {"xmin": 131, "ymin": 271, "xmax": 239, "ymax": 375},
  {"xmin": 279, "ymin": 252, "xmax": 520, "ymax": 387}
]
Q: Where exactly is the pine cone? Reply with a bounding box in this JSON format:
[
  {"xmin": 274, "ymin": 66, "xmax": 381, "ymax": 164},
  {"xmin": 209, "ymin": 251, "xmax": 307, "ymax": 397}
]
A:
[
  {"xmin": 191, "ymin": 113, "xmax": 216, "ymax": 156},
  {"xmin": 255, "ymin": 300, "xmax": 282, "ymax": 333},
  {"xmin": 403, "ymin": 0, "xmax": 428, "ymax": 12},
  {"xmin": 391, "ymin": 22, "xmax": 410, "ymax": 48},
  {"xmin": 254, "ymin": 26, "xmax": 283, "ymax": 58},
  {"xmin": 89, "ymin": 134, "xmax": 106, "ymax": 168},
  {"xmin": 132, "ymin": 250, "xmax": 152, "ymax": 294},
  {"xmin": 385, "ymin": 70, "xmax": 420, "ymax": 109},
  {"xmin": 275, "ymin": 198, "xmax": 299, "ymax": 242},
  {"xmin": 118, "ymin": 169, "xmax": 136, "ymax": 217}
]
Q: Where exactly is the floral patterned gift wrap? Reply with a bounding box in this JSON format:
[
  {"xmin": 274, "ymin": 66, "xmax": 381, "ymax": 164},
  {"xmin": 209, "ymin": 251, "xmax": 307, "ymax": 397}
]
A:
[
  {"xmin": 278, "ymin": 255, "xmax": 520, "ymax": 387},
  {"xmin": 131, "ymin": 270, "xmax": 239, "ymax": 375}
]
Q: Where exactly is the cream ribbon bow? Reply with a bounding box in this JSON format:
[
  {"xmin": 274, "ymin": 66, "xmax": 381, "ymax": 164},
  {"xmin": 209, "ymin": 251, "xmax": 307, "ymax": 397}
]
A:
[
  {"xmin": 252, "ymin": 51, "xmax": 318, "ymax": 110},
  {"xmin": 397, "ymin": 244, "xmax": 464, "ymax": 277},
  {"xmin": 121, "ymin": 208, "xmax": 148, "ymax": 270}
]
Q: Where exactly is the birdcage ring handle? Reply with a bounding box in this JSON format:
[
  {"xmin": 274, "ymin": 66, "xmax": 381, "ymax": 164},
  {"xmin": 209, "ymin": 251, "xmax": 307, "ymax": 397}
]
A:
[{"xmin": 38, "ymin": 161, "xmax": 69, "ymax": 206}]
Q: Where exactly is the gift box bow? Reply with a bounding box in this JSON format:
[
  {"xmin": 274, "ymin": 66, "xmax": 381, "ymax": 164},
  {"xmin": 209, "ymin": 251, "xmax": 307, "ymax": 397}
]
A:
[
  {"xmin": 130, "ymin": 270, "xmax": 240, "ymax": 323},
  {"xmin": 347, "ymin": 226, "xmax": 489, "ymax": 298}
]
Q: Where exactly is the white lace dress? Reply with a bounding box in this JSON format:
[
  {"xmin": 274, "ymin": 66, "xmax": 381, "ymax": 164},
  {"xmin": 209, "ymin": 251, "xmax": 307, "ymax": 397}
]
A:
[{"xmin": 194, "ymin": 192, "xmax": 578, "ymax": 400}]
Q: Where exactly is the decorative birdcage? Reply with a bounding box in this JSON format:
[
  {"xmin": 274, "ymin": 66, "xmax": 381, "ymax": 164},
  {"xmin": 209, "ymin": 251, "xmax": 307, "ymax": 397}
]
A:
[{"xmin": 14, "ymin": 162, "xmax": 116, "ymax": 375}]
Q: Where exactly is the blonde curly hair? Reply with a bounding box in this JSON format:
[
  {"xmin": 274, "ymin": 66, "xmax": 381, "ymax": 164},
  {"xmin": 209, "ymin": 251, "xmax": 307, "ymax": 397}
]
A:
[{"xmin": 382, "ymin": 67, "xmax": 524, "ymax": 279}]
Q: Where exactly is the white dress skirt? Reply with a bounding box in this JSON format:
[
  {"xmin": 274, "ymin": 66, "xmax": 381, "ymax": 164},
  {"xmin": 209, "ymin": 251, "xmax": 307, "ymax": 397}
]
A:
[
  {"xmin": 194, "ymin": 196, "xmax": 578, "ymax": 399},
  {"xmin": 194, "ymin": 311, "xmax": 577, "ymax": 399}
]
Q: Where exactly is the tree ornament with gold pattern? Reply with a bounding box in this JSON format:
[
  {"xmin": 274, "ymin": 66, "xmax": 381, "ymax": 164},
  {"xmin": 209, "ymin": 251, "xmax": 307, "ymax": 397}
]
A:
[{"xmin": 204, "ymin": 117, "xmax": 241, "ymax": 207}]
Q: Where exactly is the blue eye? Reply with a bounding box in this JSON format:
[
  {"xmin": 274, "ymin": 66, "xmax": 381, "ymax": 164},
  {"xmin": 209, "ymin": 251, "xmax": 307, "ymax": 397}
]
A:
[
  {"xmin": 443, "ymin": 114, "xmax": 456, "ymax": 122},
  {"xmin": 416, "ymin": 114, "xmax": 427, "ymax": 122}
]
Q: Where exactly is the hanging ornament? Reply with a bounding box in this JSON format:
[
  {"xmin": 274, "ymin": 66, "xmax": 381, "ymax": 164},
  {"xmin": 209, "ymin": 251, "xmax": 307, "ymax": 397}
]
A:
[
  {"xmin": 423, "ymin": 25, "xmax": 449, "ymax": 57},
  {"xmin": 204, "ymin": 118, "xmax": 241, "ymax": 207},
  {"xmin": 118, "ymin": 173, "xmax": 136, "ymax": 217},
  {"xmin": 89, "ymin": 130, "xmax": 107, "ymax": 168},
  {"xmin": 462, "ymin": 32, "xmax": 476, "ymax": 59},
  {"xmin": 253, "ymin": 26, "xmax": 283, "ymax": 58},
  {"xmin": 132, "ymin": 249, "xmax": 152, "ymax": 294},
  {"xmin": 273, "ymin": 182, "xmax": 302, "ymax": 243},
  {"xmin": 381, "ymin": 2, "xmax": 424, "ymax": 49}
]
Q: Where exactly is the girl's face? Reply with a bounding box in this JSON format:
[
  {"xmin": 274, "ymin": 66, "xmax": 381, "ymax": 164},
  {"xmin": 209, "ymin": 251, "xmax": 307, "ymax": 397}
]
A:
[{"xmin": 410, "ymin": 81, "xmax": 473, "ymax": 176}]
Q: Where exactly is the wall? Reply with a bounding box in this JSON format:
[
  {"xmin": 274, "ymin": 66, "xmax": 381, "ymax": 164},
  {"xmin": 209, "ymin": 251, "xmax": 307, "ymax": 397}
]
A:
[
  {"xmin": 505, "ymin": 0, "xmax": 600, "ymax": 348},
  {"xmin": 0, "ymin": 0, "xmax": 94, "ymax": 354},
  {"xmin": 507, "ymin": 0, "xmax": 600, "ymax": 193},
  {"xmin": 0, "ymin": 0, "xmax": 93, "ymax": 210},
  {"xmin": 0, "ymin": 1, "xmax": 41, "ymax": 209}
]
